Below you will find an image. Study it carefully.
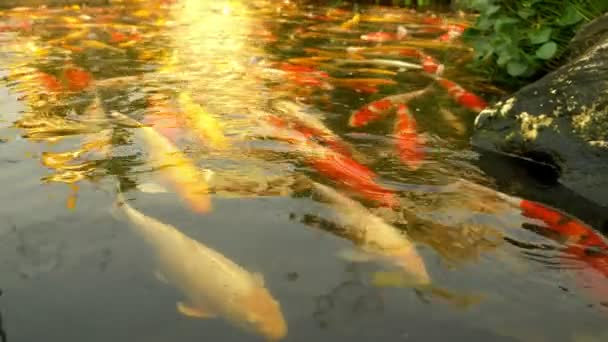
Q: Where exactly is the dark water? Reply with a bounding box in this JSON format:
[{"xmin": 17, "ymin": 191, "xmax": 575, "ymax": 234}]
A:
[{"xmin": 1, "ymin": 1, "xmax": 607, "ymax": 342}]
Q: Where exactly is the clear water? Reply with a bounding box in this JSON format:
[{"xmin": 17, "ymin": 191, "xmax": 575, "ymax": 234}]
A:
[{"xmin": 0, "ymin": 1, "xmax": 607, "ymax": 341}]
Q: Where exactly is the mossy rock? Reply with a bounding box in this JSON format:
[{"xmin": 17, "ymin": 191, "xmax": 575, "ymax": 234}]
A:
[{"xmin": 472, "ymin": 14, "xmax": 608, "ymax": 208}]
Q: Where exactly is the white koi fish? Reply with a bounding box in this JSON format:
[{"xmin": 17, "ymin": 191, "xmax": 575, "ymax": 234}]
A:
[
  {"xmin": 114, "ymin": 193, "xmax": 288, "ymax": 341},
  {"xmin": 312, "ymin": 182, "xmax": 431, "ymax": 286}
]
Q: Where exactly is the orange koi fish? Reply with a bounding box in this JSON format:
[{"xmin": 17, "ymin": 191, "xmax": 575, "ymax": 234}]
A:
[
  {"xmin": 307, "ymin": 144, "xmax": 399, "ymax": 208},
  {"xmin": 394, "ymin": 104, "xmax": 424, "ymax": 170},
  {"xmin": 37, "ymin": 72, "xmax": 63, "ymax": 93},
  {"xmin": 435, "ymin": 78, "xmax": 487, "ymax": 112},
  {"xmin": 63, "ymin": 66, "xmax": 93, "ymax": 92},
  {"xmin": 261, "ymin": 119, "xmax": 397, "ymax": 207},
  {"xmin": 349, "ymin": 87, "xmax": 430, "ymax": 127}
]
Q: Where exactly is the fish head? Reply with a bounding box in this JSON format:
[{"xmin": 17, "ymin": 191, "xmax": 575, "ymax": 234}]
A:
[{"xmin": 240, "ymin": 287, "xmax": 287, "ymax": 341}]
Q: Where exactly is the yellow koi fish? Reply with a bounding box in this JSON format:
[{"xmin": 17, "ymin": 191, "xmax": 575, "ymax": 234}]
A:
[
  {"xmin": 178, "ymin": 92, "xmax": 229, "ymax": 150},
  {"xmin": 81, "ymin": 40, "xmax": 126, "ymax": 53},
  {"xmin": 312, "ymin": 182, "xmax": 431, "ymax": 286},
  {"xmin": 339, "ymin": 13, "xmax": 360, "ymax": 30},
  {"xmin": 110, "ymin": 111, "xmax": 211, "ymax": 213},
  {"xmin": 114, "ymin": 194, "xmax": 287, "ymax": 341}
]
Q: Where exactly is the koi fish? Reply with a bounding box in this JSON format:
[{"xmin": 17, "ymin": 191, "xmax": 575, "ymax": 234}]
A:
[
  {"xmin": 63, "ymin": 66, "xmax": 93, "ymax": 92},
  {"xmin": 110, "ymin": 112, "xmax": 211, "ymax": 213},
  {"xmin": 261, "ymin": 123, "xmax": 397, "ymax": 207},
  {"xmin": 349, "ymin": 87, "xmax": 430, "ymax": 127},
  {"xmin": 420, "ymin": 53, "xmax": 444, "ymax": 75},
  {"xmin": 312, "ymin": 182, "xmax": 430, "ymax": 285},
  {"xmin": 435, "ymin": 77, "xmax": 487, "ymax": 112},
  {"xmin": 339, "ymin": 13, "xmax": 360, "ymax": 30},
  {"xmin": 177, "ymin": 92, "xmax": 229, "ymax": 150},
  {"xmin": 495, "ymin": 192, "xmax": 608, "ymax": 297},
  {"xmin": 81, "ymin": 39, "xmax": 126, "ymax": 53},
  {"xmin": 286, "ymin": 56, "xmax": 332, "ymax": 66},
  {"xmin": 394, "ymin": 104, "xmax": 424, "ymax": 170},
  {"xmin": 46, "ymin": 29, "xmax": 89, "ymax": 45},
  {"xmin": 37, "ymin": 72, "xmax": 63, "ymax": 93},
  {"xmin": 271, "ymin": 100, "xmax": 353, "ymax": 156},
  {"xmin": 349, "ymin": 98, "xmax": 394, "ymax": 127},
  {"xmin": 335, "ymin": 58, "xmax": 422, "ymax": 70},
  {"xmin": 360, "ymin": 26, "xmax": 407, "ymax": 42},
  {"xmin": 351, "ymin": 68, "xmax": 398, "ymax": 76},
  {"xmin": 438, "ymin": 24, "xmax": 466, "ymax": 42},
  {"xmin": 438, "ymin": 107, "xmax": 466, "ymax": 136},
  {"xmin": 113, "ymin": 193, "xmax": 287, "ymax": 341},
  {"xmin": 331, "ymin": 78, "xmax": 397, "ymax": 87}
]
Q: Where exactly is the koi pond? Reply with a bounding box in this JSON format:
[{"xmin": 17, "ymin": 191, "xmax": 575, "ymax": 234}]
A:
[{"xmin": 0, "ymin": 1, "xmax": 607, "ymax": 341}]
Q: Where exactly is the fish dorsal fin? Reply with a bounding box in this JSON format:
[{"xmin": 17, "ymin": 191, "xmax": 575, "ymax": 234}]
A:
[{"xmin": 252, "ymin": 272, "xmax": 265, "ymax": 287}]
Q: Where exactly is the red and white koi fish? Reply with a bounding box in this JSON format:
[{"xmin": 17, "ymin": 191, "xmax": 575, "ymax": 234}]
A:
[
  {"xmin": 459, "ymin": 180, "xmax": 608, "ymax": 303},
  {"xmin": 349, "ymin": 87, "xmax": 431, "ymax": 127},
  {"xmin": 438, "ymin": 24, "xmax": 466, "ymax": 42},
  {"xmin": 255, "ymin": 101, "xmax": 353, "ymax": 157},
  {"xmin": 361, "ymin": 26, "xmax": 408, "ymax": 42},
  {"xmin": 258, "ymin": 122, "xmax": 398, "ymax": 208},
  {"xmin": 435, "ymin": 77, "xmax": 487, "ymax": 112},
  {"xmin": 419, "ymin": 53, "xmax": 444, "ymax": 75},
  {"xmin": 394, "ymin": 104, "xmax": 424, "ymax": 170}
]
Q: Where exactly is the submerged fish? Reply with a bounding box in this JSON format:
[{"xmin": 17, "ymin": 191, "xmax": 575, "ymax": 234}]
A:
[
  {"xmin": 178, "ymin": 92, "xmax": 229, "ymax": 150},
  {"xmin": 63, "ymin": 66, "xmax": 93, "ymax": 92},
  {"xmin": 335, "ymin": 58, "xmax": 421, "ymax": 70},
  {"xmin": 312, "ymin": 182, "xmax": 430, "ymax": 286},
  {"xmin": 255, "ymin": 118, "xmax": 395, "ymax": 207},
  {"xmin": 394, "ymin": 104, "xmax": 424, "ymax": 171},
  {"xmin": 349, "ymin": 87, "xmax": 430, "ymax": 127},
  {"xmin": 114, "ymin": 193, "xmax": 287, "ymax": 341},
  {"xmin": 81, "ymin": 39, "xmax": 126, "ymax": 53},
  {"xmin": 435, "ymin": 77, "xmax": 487, "ymax": 112},
  {"xmin": 110, "ymin": 112, "xmax": 211, "ymax": 213},
  {"xmin": 339, "ymin": 13, "xmax": 360, "ymax": 30},
  {"xmin": 360, "ymin": 26, "xmax": 407, "ymax": 42}
]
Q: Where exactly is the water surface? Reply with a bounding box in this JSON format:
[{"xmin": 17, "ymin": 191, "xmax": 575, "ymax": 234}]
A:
[{"xmin": 1, "ymin": 1, "xmax": 607, "ymax": 341}]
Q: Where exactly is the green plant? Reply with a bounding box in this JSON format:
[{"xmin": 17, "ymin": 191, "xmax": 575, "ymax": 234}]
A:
[{"xmin": 462, "ymin": 0, "xmax": 607, "ymax": 83}]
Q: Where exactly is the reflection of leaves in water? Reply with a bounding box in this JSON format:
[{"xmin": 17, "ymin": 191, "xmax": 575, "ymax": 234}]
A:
[{"xmin": 312, "ymin": 265, "xmax": 384, "ymax": 331}]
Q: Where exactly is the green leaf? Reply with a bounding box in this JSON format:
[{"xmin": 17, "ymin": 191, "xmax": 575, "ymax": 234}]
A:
[
  {"xmin": 528, "ymin": 27, "xmax": 552, "ymax": 44},
  {"xmin": 535, "ymin": 41, "xmax": 558, "ymax": 59},
  {"xmin": 557, "ymin": 5, "xmax": 583, "ymax": 26},
  {"xmin": 494, "ymin": 16, "xmax": 520, "ymax": 34},
  {"xmin": 484, "ymin": 4, "xmax": 501, "ymax": 16},
  {"xmin": 497, "ymin": 53, "xmax": 512, "ymax": 66},
  {"xmin": 507, "ymin": 60, "xmax": 528, "ymax": 76},
  {"xmin": 476, "ymin": 16, "xmax": 493, "ymax": 30},
  {"xmin": 517, "ymin": 8, "xmax": 535, "ymax": 19}
]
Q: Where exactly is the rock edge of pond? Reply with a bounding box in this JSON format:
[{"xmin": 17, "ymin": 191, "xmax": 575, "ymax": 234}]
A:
[{"xmin": 471, "ymin": 13, "xmax": 608, "ymax": 211}]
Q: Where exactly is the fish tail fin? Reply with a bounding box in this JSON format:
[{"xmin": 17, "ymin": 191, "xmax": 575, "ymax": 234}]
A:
[{"xmin": 110, "ymin": 183, "xmax": 127, "ymax": 221}]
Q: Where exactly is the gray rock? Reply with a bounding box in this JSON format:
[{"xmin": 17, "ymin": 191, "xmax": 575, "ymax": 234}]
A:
[{"xmin": 472, "ymin": 14, "xmax": 608, "ymax": 208}]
